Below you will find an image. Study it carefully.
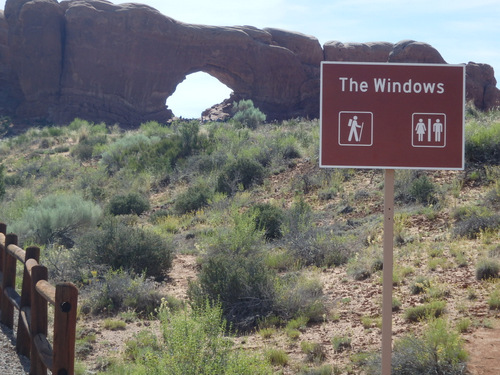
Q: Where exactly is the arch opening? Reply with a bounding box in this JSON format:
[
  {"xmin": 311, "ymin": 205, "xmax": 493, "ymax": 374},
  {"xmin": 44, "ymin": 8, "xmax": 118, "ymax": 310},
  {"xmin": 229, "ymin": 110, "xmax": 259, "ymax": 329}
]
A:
[{"xmin": 166, "ymin": 71, "xmax": 233, "ymax": 119}]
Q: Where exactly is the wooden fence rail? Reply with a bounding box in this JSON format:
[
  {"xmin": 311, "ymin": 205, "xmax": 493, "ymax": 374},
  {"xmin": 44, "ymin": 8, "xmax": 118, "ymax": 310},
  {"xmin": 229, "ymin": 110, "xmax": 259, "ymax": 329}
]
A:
[{"xmin": 0, "ymin": 223, "xmax": 78, "ymax": 375}]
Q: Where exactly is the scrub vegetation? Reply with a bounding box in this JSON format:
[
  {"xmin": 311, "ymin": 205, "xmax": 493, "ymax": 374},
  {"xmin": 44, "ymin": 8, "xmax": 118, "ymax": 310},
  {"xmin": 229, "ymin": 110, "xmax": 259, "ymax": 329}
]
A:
[{"xmin": 0, "ymin": 102, "xmax": 499, "ymax": 374}]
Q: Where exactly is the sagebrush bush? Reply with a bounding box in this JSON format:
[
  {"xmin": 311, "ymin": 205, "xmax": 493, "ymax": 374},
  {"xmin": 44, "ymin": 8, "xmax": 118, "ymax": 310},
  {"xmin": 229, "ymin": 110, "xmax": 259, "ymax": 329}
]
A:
[
  {"xmin": 395, "ymin": 171, "xmax": 437, "ymax": 205},
  {"xmin": 232, "ymin": 99, "xmax": 266, "ymax": 129},
  {"xmin": 75, "ymin": 216, "xmax": 173, "ymax": 280},
  {"xmin": 365, "ymin": 318, "xmax": 467, "ymax": 375},
  {"xmin": 284, "ymin": 197, "xmax": 356, "ymax": 267},
  {"xmin": 250, "ymin": 203, "xmax": 284, "ymax": 241},
  {"xmin": 476, "ymin": 258, "xmax": 500, "ymax": 280},
  {"xmin": 404, "ymin": 301, "xmax": 446, "ymax": 322},
  {"xmin": 188, "ymin": 212, "xmax": 276, "ymax": 330},
  {"xmin": 71, "ymin": 134, "xmax": 107, "ymax": 161},
  {"xmin": 274, "ymin": 272, "xmax": 326, "ymax": 322},
  {"xmin": 80, "ymin": 269, "xmax": 163, "ymax": 316},
  {"xmin": 174, "ymin": 184, "xmax": 213, "ymax": 215},
  {"xmin": 409, "ymin": 175, "xmax": 437, "ymax": 205},
  {"xmin": 106, "ymin": 302, "xmax": 273, "ymax": 374},
  {"xmin": 107, "ymin": 192, "xmax": 150, "ymax": 216},
  {"xmin": 465, "ymin": 119, "xmax": 500, "ymax": 164},
  {"xmin": 216, "ymin": 156, "xmax": 265, "ymax": 195},
  {"xmin": 453, "ymin": 206, "xmax": 500, "ymax": 239},
  {"xmin": 10, "ymin": 193, "xmax": 102, "ymax": 246},
  {"xmin": 410, "ymin": 275, "xmax": 431, "ymax": 295}
]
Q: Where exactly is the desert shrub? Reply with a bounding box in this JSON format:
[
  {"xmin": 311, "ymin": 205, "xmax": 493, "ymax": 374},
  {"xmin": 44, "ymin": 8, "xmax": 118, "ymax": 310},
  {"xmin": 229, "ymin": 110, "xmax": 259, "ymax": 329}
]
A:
[
  {"xmin": 139, "ymin": 120, "xmax": 173, "ymax": 137},
  {"xmin": 188, "ymin": 213, "xmax": 276, "ymax": 330},
  {"xmin": 216, "ymin": 156, "xmax": 265, "ymax": 195},
  {"xmin": 476, "ymin": 258, "xmax": 500, "ymax": 280},
  {"xmin": 452, "ymin": 206, "xmax": 500, "ymax": 239},
  {"xmin": 175, "ymin": 120, "xmax": 208, "ymax": 157},
  {"xmin": 232, "ymin": 99, "xmax": 266, "ymax": 129},
  {"xmin": 174, "ymin": 183, "xmax": 213, "ymax": 215},
  {"xmin": 10, "ymin": 193, "xmax": 102, "ymax": 246},
  {"xmin": 71, "ymin": 134, "xmax": 107, "ymax": 161},
  {"xmin": 283, "ymin": 198, "xmax": 356, "ymax": 267},
  {"xmin": 100, "ymin": 133, "xmax": 156, "ymax": 174},
  {"xmin": 409, "ymin": 175, "xmax": 437, "ymax": 205},
  {"xmin": 365, "ymin": 318, "xmax": 467, "ymax": 375},
  {"xmin": 80, "ymin": 269, "xmax": 163, "ymax": 316},
  {"xmin": 331, "ymin": 335, "xmax": 351, "ymax": 353},
  {"xmin": 3, "ymin": 172, "xmax": 24, "ymax": 187},
  {"xmin": 107, "ymin": 192, "xmax": 150, "ymax": 216},
  {"xmin": 250, "ymin": 203, "xmax": 284, "ymax": 241},
  {"xmin": 188, "ymin": 252, "xmax": 275, "ymax": 330},
  {"xmin": 301, "ymin": 341, "xmax": 326, "ymax": 363},
  {"xmin": 124, "ymin": 330, "xmax": 162, "ymax": 361},
  {"xmin": 410, "ymin": 275, "xmax": 431, "ymax": 295},
  {"xmin": 75, "ymin": 216, "xmax": 173, "ymax": 280},
  {"xmin": 274, "ymin": 272, "xmax": 326, "ymax": 322},
  {"xmin": 489, "ymin": 288, "xmax": 500, "ymax": 310},
  {"xmin": 347, "ymin": 248, "xmax": 383, "ymax": 281},
  {"xmin": 395, "ymin": 171, "xmax": 437, "ymax": 205},
  {"xmin": 404, "ymin": 301, "xmax": 446, "ymax": 322},
  {"xmin": 465, "ymin": 119, "xmax": 500, "ymax": 164},
  {"xmin": 265, "ymin": 348, "xmax": 289, "ymax": 366},
  {"xmin": 105, "ymin": 301, "xmax": 272, "ymax": 375},
  {"xmin": 298, "ymin": 365, "xmax": 334, "ymax": 375}
]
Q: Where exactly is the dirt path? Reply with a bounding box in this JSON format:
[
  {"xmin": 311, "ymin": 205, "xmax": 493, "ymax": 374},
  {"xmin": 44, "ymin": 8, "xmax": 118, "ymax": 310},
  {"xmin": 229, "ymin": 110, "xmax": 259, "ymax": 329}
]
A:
[{"xmin": 465, "ymin": 322, "xmax": 500, "ymax": 375}]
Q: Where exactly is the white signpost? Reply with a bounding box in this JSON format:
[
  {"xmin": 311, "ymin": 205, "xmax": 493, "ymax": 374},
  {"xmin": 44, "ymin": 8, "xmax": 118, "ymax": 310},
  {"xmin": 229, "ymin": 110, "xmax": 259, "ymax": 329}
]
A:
[{"xmin": 320, "ymin": 62, "xmax": 465, "ymax": 374}]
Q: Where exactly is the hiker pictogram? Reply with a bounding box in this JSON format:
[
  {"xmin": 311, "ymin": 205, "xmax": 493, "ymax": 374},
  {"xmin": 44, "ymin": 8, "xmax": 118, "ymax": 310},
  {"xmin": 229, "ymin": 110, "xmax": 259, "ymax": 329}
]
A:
[
  {"xmin": 338, "ymin": 111, "xmax": 373, "ymax": 146},
  {"xmin": 412, "ymin": 113, "xmax": 446, "ymax": 148}
]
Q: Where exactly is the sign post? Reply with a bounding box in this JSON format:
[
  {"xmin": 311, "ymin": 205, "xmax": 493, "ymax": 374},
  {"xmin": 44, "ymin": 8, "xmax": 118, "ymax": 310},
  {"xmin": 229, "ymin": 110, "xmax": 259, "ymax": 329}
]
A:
[{"xmin": 320, "ymin": 62, "xmax": 465, "ymax": 374}]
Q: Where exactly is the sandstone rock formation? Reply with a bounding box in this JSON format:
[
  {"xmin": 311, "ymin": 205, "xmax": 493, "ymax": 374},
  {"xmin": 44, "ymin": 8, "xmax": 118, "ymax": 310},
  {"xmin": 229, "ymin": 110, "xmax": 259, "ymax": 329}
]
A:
[{"xmin": 0, "ymin": 0, "xmax": 498, "ymax": 126}]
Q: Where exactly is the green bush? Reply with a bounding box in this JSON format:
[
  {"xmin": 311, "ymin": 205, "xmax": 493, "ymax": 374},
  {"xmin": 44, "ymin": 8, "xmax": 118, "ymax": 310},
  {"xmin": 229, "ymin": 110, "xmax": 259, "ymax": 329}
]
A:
[
  {"xmin": 100, "ymin": 133, "xmax": 153, "ymax": 174},
  {"xmin": 395, "ymin": 171, "xmax": 437, "ymax": 205},
  {"xmin": 105, "ymin": 301, "xmax": 273, "ymax": 375},
  {"xmin": 80, "ymin": 269, "xmax": 163, "ymax": 316},
  {"xmin": 10, "ymin": 193, "xmax": 102, "ymax": 246},
  {"xmin": 283, "ymin": 197, "xmax": 356, "ymax": 267},
  {"xmin": 453, "ymin": 206, "xmax": 500, "ymax": 239},
  {"xmin": 75, "ymin": 217, "xmax": 173, "ymax": 280},
  {"xmin": 410, "ymin": 275, "xmax": 431, "ymax": 295},
  {"xmin": 404, "ymin": 301, "xmax": 446, "ymax": 322},
  {"xmin": 107, "ymin": 192, "xmax": 150, "ymax": 216},
  {"xmin": 188, "ymin": 213, "xmax": 277, "ymax": 330},
  {"xmin": 365, "ymin": 318, "xmax": 467, "ymax": 375},
  {"xmin": 250, "ymin": 203, "xmax": 284, "ymax": 241},
  {"xmin": 232, "ymin": 99, "xmax": 266, "ymax": 129},
  {"xmin": 476, "ymin": 258, "xmax": 500, "ymax": 280},
  {"xmin": 174, "ymin": 184, "xmax": 213, "ymax": 215},
  {"xmin": 216, "ymin": 156, "xmax": 265, "ymax": 195},
  {"xmin": 274, "ymin": 272, "xmax": 326, "ymax": 322},
  {"xmin": 71, "ymin": 134, "xmax": 107, "ymax": 161},
  {"xmin": 465, "ymin": 119, "xmax": 500, "ymax": 164},
  {"xmin": 409, "ymin": 175, "xmax": 437, "ymax": 205}
]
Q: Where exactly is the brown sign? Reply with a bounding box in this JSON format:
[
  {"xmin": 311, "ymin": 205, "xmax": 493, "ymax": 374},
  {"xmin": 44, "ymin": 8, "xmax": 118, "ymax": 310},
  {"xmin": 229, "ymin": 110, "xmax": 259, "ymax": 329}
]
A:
[{"xmin": 320, "ymin": 62, "xmax": 465, "ymax": 170}]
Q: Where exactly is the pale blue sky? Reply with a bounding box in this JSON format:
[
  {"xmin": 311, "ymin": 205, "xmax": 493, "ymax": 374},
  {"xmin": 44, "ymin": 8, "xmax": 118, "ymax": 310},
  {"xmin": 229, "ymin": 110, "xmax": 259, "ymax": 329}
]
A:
[{"xmin": 2, "ymin": 0, "xmax": 499, "ymax": 118}]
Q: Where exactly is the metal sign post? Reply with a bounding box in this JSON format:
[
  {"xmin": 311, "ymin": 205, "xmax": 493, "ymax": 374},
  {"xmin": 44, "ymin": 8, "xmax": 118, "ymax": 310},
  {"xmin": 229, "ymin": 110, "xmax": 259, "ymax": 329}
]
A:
[{"xmin": 382, "ymin": 169, "xmax": 394, "ymax": 374}]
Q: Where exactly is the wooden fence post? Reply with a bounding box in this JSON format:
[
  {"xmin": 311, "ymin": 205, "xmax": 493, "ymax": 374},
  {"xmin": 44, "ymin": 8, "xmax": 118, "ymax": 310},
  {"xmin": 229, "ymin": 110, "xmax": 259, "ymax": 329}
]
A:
[
  {"xmin": 31, "ymin": 265, "xmax": 48, "ymax": 375},
  {"xmin": 53, "ymin": 283, "xmax": 78, "ymax": 375},
  {"xmin": 0, "ymin": 222, "xmax": 6, "ymax": 306},
  {"xmin": 1, "ymin": 233, "xmax": 18, "ymax": 328},
  {"xmin": 17, "ymin": 246, "xmax": 40, "ymax": 357}
]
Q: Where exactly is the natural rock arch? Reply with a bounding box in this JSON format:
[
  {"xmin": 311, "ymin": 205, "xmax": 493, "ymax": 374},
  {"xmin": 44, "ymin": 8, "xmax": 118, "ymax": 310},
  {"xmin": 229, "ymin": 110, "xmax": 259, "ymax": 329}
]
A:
[{"xmin": 0, "ymin": 0, "xmax": 498, "ymax": 126}]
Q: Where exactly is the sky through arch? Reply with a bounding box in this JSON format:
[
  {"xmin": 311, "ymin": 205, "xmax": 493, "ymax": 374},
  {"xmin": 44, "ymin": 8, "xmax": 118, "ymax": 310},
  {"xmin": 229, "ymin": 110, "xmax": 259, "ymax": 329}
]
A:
[{"xmin": 166, "ymin": 72, "xmax": 233, "ymax": 119}]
